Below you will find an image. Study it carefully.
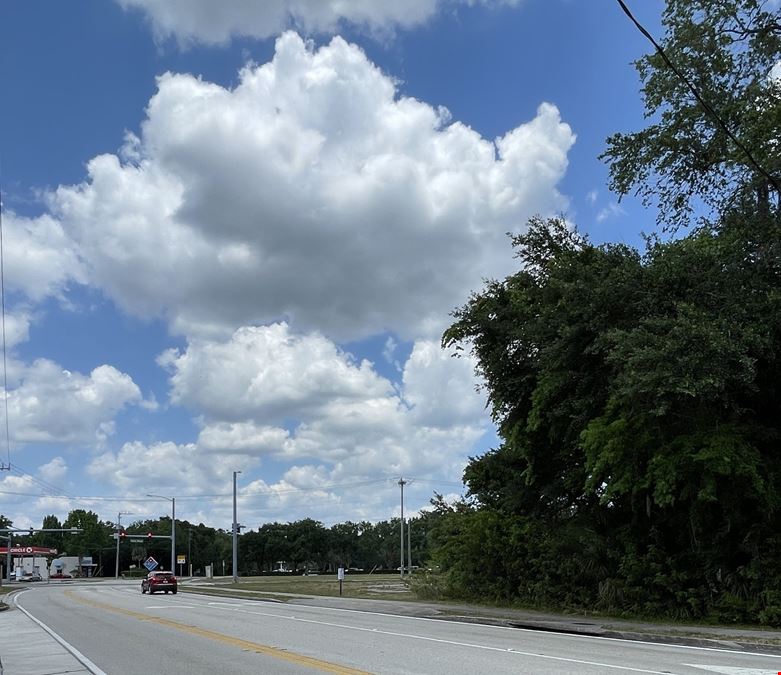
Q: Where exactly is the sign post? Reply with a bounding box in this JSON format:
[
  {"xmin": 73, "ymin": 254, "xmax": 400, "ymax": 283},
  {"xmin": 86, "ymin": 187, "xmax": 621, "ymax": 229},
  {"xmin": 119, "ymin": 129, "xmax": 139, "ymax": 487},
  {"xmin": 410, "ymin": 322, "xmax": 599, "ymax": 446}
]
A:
[
  {"xmin": 177, "ymin": 554, "xmax": 185, "ymax": 577},
  {"xmin": 337, "ymin": 566, "xmax": 345, "ymax": 597},
  {"xmin": 144, "ymin": 556, "xmax": 158, "ymax": 572}
]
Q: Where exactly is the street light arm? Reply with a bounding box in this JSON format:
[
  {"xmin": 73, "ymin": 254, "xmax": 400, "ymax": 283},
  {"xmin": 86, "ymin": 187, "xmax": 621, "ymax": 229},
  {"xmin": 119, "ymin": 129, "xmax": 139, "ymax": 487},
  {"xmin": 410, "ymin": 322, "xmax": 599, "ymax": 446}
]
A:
[{"xmin": 145, "ymin": 494, "xmax": 176, "ymax": 573}]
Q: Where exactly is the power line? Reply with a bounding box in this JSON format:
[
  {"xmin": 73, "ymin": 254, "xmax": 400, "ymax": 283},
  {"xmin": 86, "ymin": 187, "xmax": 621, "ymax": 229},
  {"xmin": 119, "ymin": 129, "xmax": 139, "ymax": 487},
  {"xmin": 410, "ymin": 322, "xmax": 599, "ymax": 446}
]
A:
[
  {"xmin": 406, "ymin": 478, "xmax": 464, "ymax": 488},
  {"xmin": 9, "ymin": 462, "xmax": 78, "ymax": 500},
  {"xmin": 615, "ymin": 0, "xmax": 780, "ymax": 195},
  {"xmin": 0, "ymin": 489, "xmax": 51, "ymax": 497}
]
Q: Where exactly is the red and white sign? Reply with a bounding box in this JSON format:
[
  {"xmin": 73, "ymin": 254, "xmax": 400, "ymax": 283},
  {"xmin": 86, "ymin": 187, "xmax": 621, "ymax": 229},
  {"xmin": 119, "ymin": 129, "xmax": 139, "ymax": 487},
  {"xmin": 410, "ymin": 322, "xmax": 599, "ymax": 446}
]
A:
[{"xmin": 0, "ymin": 546, "xmax": 58, "ymax": 555}]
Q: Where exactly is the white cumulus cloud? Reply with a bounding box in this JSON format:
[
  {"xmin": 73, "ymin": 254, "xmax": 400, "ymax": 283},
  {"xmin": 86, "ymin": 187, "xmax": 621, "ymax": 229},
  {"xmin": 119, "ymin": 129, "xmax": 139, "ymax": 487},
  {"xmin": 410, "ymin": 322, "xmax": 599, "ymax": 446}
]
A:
[
  {"xmin": 3, "ymin": 312, "xmax": 32, "ymax": 350},
  {"xmin": 159, "ymin": 323, "xmax": 391, "ymax": 422},
  {"xmin": 38, "ymin": 456, "xmax": 68, "ymax": 484},
  {"xmin": 8, "ymin": 360, "xmax": 146, "ymax": 444},
  {"xmin": 2, "ymin": 211, "xmax": 85, "ymax": 302},
  {"xmin": 596, "ymin": 201, "xmax": 626, "ymax": 223},
  {"xmin": 50, "ymin": 32, "xmax": 574, "ymax": 342},
  {"xmin": 87, "ymin": 323, "xmax": 489, "ymax": 521},
  {"xmin": 117, "ymin": 0, "xmax": 521, "ymax": 46}
]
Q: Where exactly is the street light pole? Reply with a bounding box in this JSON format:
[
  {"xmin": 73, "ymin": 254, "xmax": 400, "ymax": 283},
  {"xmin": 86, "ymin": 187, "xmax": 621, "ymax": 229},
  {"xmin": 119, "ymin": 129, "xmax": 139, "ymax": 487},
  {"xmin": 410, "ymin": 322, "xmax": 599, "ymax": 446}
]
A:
[
  {"xmin": 147, "ymin": 494, "xmax": 175, "ymax": 573},
  {"xmin": 172, "ymin": 497, "xmax": 175, "ymax": 574},
  {"xmin": 114, "ymin": 511, "xmax": 133, "ymax": 579},
  {"xmin": 232, "ymin": 471, "xmax": 241, "ymax": 583},
  {"xmin": 407, "ymin": 516, "xmax": 412, "ymax": 573},
  {"xmin": 398, "ymin": 478, "xmax": 406, "ymax": 579}
]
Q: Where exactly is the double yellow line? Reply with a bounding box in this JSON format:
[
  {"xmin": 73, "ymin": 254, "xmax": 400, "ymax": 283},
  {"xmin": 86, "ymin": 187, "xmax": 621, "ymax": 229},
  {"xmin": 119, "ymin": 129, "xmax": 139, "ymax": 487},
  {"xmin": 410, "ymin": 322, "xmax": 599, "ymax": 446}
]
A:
[{"xmin": 64, "ymin": 590, "xmax": 370, "ymax": 674}]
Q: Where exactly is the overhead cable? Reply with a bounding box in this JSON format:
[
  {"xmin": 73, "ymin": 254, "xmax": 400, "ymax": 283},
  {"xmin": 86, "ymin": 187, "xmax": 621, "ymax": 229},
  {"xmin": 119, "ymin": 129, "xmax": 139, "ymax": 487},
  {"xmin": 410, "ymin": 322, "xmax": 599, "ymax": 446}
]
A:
[{"xmin": 615, "ymin": 0, "xmax": 780, "ymax": 194}]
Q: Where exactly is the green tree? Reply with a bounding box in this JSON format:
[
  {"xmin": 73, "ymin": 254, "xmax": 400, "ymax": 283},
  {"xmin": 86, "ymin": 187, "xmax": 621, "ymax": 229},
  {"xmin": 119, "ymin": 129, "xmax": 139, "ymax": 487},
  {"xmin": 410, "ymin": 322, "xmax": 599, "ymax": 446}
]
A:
[
  {"xmin": 328, "ymin": 522, "xmax": 361, "ymax": 570},
  {"xmin": 287, "ymin": 519, "xmax": 327, "ymax": 571},
  {"xmin": 445, "ymin": 217, "xmax": 640, "ymax": 522},
  {"xmin": 31, "ymin": 515, "xmax": 63, "ymax": 549},
  {"xmin": 441, "ymin": 215, "xmax": 781, "ymax": 622},
  {"xmin": 62, "ymin": 510, "xmax": 113, "ymax": 575},
  {"xmin": 131, "ymin": 545, "xmax": 147, "ymax": 571},
  {"xmin": 257, "ymin": 522, "xmax": 291, "ymax": 571},
  {"xmin": 603, "ymin": 0, "xmax": 781, "ymax": 230}
]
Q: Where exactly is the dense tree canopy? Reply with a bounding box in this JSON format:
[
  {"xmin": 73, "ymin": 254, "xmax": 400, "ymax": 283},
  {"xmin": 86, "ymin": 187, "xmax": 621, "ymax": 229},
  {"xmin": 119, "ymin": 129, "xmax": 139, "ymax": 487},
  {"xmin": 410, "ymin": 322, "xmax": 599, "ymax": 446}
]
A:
[
  {"xmin": 429, "ymin": 0, "xmax": 781, "ymax": 625},
  {"xmin": 603, "ymin": 0, "xmax": 781, "ymax": 229},
  {"xmin": 438, "ymin": 214, "xmax": 781, "ymax": 622}
]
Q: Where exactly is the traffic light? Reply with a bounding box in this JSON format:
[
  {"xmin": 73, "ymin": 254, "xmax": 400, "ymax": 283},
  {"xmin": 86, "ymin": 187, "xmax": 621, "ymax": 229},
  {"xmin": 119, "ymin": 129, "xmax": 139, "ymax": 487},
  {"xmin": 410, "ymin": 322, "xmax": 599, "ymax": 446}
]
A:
[
  {"xmin": 120, "ymin": 531, "xmax": 126, "ymax": 540},
  {"xmin": 147, "ymin": 532, "xmax": 153, "ymax": 540}
]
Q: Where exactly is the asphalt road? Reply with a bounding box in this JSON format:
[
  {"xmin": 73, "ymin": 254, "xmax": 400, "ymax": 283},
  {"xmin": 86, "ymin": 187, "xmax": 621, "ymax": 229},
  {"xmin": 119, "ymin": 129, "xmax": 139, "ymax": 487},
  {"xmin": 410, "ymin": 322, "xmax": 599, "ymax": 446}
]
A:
[{"xmin": 13, "ymin": 581, "xmax": 781, "ymax": 674}]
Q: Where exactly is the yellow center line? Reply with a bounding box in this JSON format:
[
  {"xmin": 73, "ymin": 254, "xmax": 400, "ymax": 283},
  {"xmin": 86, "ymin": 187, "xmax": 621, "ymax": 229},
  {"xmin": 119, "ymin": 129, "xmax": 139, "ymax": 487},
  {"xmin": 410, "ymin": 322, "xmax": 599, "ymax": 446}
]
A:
[{"xmin": 63, "ymin": 590, "xmax": 370, "ymax": 675}]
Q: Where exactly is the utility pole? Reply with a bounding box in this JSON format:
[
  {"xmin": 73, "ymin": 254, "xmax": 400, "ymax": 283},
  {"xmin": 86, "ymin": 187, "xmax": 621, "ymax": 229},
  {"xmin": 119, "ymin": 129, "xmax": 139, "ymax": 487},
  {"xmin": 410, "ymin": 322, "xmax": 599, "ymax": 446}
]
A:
[
  {"xmin": 188, "ymin": 528, "xmax": 192, "ymax": 577},
  {"xmin": 232, "ymin": 470, "xmax": 241, "ymax": 583},
  {"xmin": 114, "ymin": 511, "xmax": 133, "ymax": 579},
  {"xmin": 0, "ymin": 534, "xmax": 5, "ymax": 588},
  {"xmin": 398, "ymin": 478, "xmax": 406, "ymax": 578},
  {"xmin": 171, "ymin": 497, "xmax": 176, "ymax": 574},
  {"xmin": 0, "ymin": 531, "xmax": 9, "ymax": 586},
  {"xmin": 407, "ymin": 516, "xmax": 412, "ymax": 573}
]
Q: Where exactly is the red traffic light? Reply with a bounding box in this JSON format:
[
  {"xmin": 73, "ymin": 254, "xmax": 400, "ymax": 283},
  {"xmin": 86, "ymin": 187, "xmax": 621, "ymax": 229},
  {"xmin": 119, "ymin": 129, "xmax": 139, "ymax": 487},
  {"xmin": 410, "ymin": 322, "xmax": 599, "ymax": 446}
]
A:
[
  {"xmin": 120, "ymin": 531, "xmax": 126, "ymax": 539},
  {"xmin": 147, "ymin": 532, "xmax": 153, "ymax": 539}
]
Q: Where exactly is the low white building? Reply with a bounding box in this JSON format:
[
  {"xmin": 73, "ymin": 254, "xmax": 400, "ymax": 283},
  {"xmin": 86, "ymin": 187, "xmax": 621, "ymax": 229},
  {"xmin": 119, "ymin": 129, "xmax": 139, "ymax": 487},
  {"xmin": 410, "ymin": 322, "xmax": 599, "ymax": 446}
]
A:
[
  {"xmin": 1, "ymin": 546, "xmax": 58, "ymax": 580},
  {"xmin": 12, "ymin": 555, "xmax": 50, "ymax": 580},
  {"xmin": 52, "ymin": 555, "xmax": 97, "ymax": 577}
]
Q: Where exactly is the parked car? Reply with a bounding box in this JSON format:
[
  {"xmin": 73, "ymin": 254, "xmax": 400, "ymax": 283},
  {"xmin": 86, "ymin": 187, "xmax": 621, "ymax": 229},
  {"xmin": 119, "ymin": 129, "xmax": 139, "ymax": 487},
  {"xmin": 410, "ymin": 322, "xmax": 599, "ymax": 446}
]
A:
[
  {"xmin": 49, "ymin": 572, "xmax": 72, "ymax": 579},
  {"xmin": 141, "ymin": 571, "xmax": 178, "ymax": 594}
]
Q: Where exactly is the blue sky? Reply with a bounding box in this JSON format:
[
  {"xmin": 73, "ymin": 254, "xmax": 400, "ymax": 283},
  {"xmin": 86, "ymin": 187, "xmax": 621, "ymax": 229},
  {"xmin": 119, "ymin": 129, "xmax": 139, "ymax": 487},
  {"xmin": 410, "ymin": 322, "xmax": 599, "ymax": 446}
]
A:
[{"xmin": 0, "ymin": 0, "xmax": 663, "ymax": 531}]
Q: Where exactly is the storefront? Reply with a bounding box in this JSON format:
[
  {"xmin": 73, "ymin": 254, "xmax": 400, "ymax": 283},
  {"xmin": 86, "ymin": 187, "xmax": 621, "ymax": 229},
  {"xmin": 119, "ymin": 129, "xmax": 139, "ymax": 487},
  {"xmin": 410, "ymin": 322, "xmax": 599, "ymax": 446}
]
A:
[{"xmin": 0, "ymin": 546, "xmax": 59, "ymax": 580}]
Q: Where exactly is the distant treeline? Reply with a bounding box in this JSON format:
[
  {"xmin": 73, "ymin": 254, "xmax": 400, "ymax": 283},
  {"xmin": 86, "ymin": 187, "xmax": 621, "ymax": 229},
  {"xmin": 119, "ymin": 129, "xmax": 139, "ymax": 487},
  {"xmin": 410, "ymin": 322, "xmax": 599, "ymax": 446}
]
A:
[{"xmin": 1, "ymin": 510, "xmax": 436, "ymax": 577}]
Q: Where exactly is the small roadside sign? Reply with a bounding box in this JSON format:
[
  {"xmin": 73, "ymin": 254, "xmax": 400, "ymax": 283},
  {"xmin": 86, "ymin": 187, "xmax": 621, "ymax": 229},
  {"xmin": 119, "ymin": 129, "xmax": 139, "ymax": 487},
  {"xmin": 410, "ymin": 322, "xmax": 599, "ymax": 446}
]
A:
[
  {"xmin": 177, "ymin": 555, "xmax": 185, "ymax": 564},
  {"xmin": 144, "ymin": 556, "xmax": 158, "ymax": 571}
]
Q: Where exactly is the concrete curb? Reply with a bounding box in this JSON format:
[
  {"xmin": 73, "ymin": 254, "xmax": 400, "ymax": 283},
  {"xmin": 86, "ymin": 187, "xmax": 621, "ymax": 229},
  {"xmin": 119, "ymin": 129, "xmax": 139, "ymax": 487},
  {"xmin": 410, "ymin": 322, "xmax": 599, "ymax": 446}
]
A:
[
  {"xmin": 431, "ymin": 614, "xmax": 781, "ymax": 655},
  {"xmin": 0, "ymin": 592, "xmax": 106, "ymax": 675}
]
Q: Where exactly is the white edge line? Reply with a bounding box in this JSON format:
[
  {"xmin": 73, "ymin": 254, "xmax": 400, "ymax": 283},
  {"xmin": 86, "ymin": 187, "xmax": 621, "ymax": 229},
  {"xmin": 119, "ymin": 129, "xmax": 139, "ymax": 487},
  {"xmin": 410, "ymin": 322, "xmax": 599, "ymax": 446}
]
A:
[
  {"xmin": 13, "ymin": 592, "xmax": 109, "ymax": 675},
  {"xmin": 284, "ymin": 601, "xmax": 781, "ymax": 658},
  {"xmin": 178, "ymin": 589, "xmax": 780, "ymax": 659}
]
